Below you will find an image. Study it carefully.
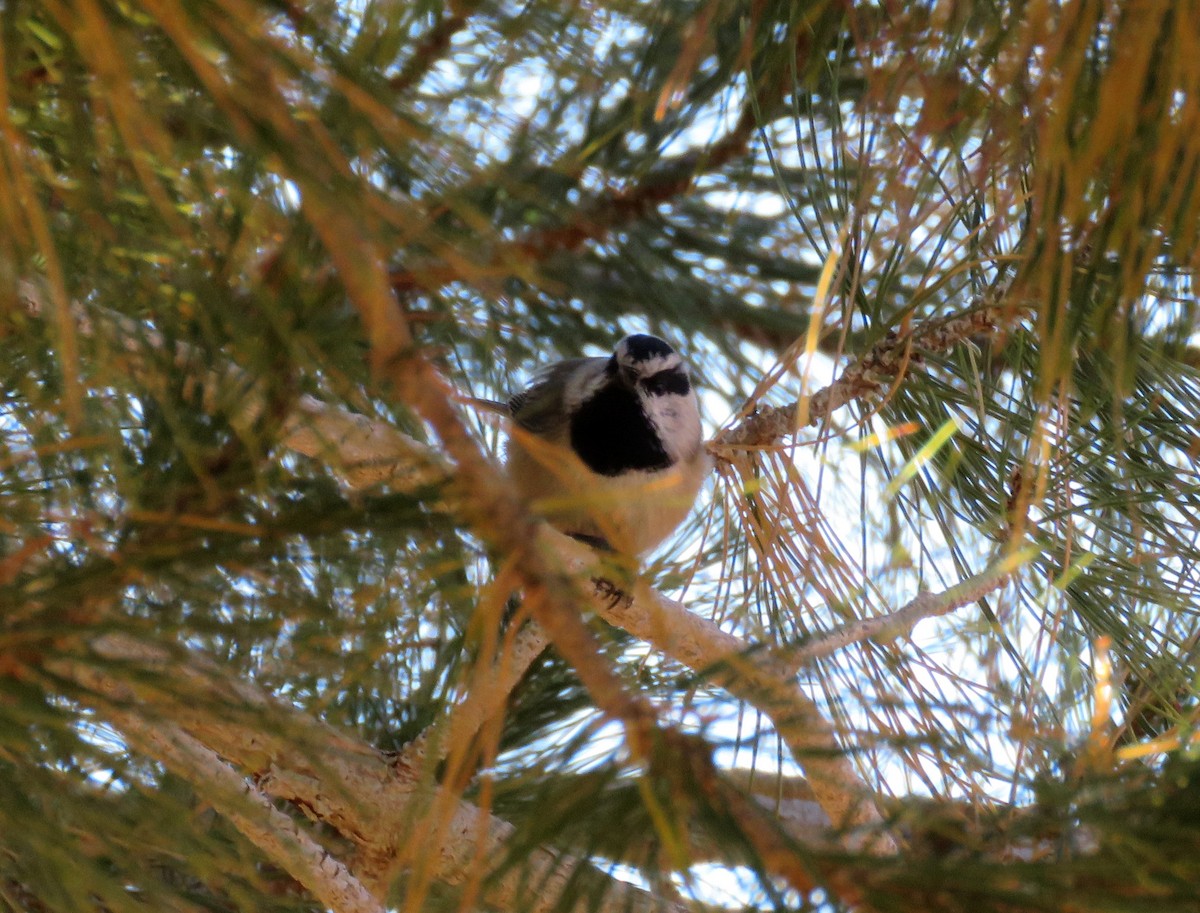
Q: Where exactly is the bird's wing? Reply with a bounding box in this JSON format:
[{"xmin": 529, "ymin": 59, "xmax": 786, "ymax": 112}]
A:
[{"xmin": 507, "ymin": 357, "xmax": 596, "ymax": 437}]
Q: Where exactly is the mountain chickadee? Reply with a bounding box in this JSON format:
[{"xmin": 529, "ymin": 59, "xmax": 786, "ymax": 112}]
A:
[{"xmin": 504, "ymin": 334, "xmax": 708, "ymax": 555}]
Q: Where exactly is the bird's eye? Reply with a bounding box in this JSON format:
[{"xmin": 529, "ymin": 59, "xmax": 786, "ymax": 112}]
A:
[{"xmin": 639, "ymin": 370, "xmax": 690, "ymax": 397}]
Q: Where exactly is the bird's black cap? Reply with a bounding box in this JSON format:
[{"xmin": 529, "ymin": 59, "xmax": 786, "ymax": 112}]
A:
[{"xmin": 618, "ymin": 334, "xmax": 675, "ymax": 362}]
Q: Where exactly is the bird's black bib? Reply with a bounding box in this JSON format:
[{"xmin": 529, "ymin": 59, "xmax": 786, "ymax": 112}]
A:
[{"xmin": 569, "ymin": 385, "xmax": 671, "ymax": 476}]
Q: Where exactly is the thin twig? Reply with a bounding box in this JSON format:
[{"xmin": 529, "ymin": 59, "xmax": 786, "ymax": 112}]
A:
[
  {"xmin": 780, "ymin": 554, "xmax": 1027, "ymax": 670},
  {"xmin": 389, "ymin": 2, "xmax": 480, "ymax": 95},
  {"xmin": 389, "ymin": 81, "xmax": 769, "ymax": 296}
]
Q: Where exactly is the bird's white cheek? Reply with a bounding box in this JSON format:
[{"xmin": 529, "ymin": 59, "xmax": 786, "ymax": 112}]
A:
[{"xmin": 644, "ymin": 395, "xmax": 702, "ymax": 456}]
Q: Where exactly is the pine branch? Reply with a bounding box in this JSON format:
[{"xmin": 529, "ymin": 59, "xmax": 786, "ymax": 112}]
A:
[
  {"xmin": 69, "ymin": 630, "xmax": 876, "ymax": 909},
  {"xmin": 59, "ymin": 633, "xmax": 683, "ymax": 913},
  {"xmin": 713, "ymin": 302, "xmax": 1026, "ymax": 449},
  {"xmin": 607, "ymin": 569, "xmax": 893, "ymax": 847},
  {"xmin": 284, "ymin": 394, "xmax": 451, "ymax": 491},
  {"xmin": 59, "ymin": 651, "xmax": 385, "ymax": 913}
]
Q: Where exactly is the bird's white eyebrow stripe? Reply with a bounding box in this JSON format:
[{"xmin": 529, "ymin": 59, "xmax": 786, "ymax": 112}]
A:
[{"xmin": 624, "ymin": 353, "xmax": 681, "ymax": 375}]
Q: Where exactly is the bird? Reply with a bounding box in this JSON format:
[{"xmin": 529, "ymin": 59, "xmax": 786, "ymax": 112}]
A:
[{"xmin": 501, "ymin": 333, "xmax": 708, "ymax": 555}]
